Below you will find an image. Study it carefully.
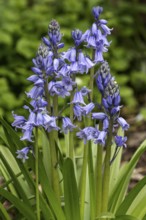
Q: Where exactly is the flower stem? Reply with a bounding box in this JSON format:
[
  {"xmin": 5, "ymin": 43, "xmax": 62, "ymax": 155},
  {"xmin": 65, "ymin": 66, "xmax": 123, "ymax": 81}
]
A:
[
  {"xmin": 96, "ymin": 144, "xmax": 103, "ymax": 217},
  {"xmin": 44, "ymin": 78, "xmax": 51, "ymax": 114},
  {"xmin": 88, "ymin": 142, "xmax": 96, "ymax": 220},
  {"xmin": 80, "ymin": 143, "xmax": 88, "ymax": 220},
  {"xmin": 35, "ymin": 127, "xmax": 40, "ymax": 220},
  {"xmin": 53, "ymin": 95, "xmax": 58, "ymax": 117},
  {"xmin": 49, "ymin": 131, "xmax": 60, "ymax": 201},
  {"xmin": 69, "ymin": 89, "xmax": 74, "ymax": 160},
  {"xmin": 102, "ymin": 119, "xmax": 113, "ymax": 213},
  {"xmin": 44, "ymin": 80, "xmax": 60, "ymax": 201},
  {"xmin": 49, "ymin": 95, "xmax": 60, "ymax": 201}
]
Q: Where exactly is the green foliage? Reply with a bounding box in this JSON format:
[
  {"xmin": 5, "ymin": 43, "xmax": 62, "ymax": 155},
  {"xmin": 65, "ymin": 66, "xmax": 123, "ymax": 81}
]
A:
[
  {"xmin": 63, "ymin": 158, "xmax": 80, "ymax": 220},
  {"xmin": 1, "ymin": 119, "xmax": 146, "ymax": 219},
  {"xmin": 1, "ymin": 0, "xmax": 146, "ymax": 120}
]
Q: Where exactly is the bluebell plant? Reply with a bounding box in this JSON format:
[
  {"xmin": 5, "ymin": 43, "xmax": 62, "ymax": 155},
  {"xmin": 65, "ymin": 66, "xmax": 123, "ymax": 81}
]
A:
[{"xmin": 11, "ymin": 6, "xmax": 129, "ymax": 220}]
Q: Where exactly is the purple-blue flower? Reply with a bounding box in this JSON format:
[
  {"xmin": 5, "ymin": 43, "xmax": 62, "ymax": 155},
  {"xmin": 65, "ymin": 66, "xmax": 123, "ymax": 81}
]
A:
[
  {"xmin": 62, "ymin": 48, "xmax": 76, "ymax": 62},
  {"xmin": 72, "ymin": 29, "xmax": 83, "ymax": 47},
  {"xmin": 45, "ymin": 117, "xmax": 60, "ymax": 132},
  {"xmin": 72, "ymin": 91, "xmax": 86, "ymax": 105},
  {"xmin": 94, "ymin": 130, "xmax": 107, "ymax": 145},
  {"xmin": 82, "ymin": 103, "xmax": 95, "ymax": 115},
  {"xmin": 62, "ymin": 117, "xmax": 76, "ymax": 134},
  {"xmin": 92, "ymin": 6, "xmax": 103, "ymax": 20},
  {"xmin": 115, "ymin": 135, "xmax": 127, "ymax": 148},
  {"xmin": 21, "ymin": 124, "xmax": 34, "ymax": 142},
  {"xmin": 47, "ymin": 19, "xmax": 63, "ymax": 47},
  {"xmin": 12, "ymin": 113, "xmax": 26, "ymax": 129},
  {"xmin": 92, "ymin": 112, "xmax": 107, "ymax": 120},
  {"xmin": 73, "ymin": 104, "xmax": 83, "ymax": 121},
  {"xmin": 80, "ymin": 86, "xmax": 91, "ymax": 96},
  {"xmin": 16, "ymin": 147, "xmax": 31, "ymax": 163},
  {"xmin": 76, "ymin": 127, "xmax": 95, "ymax": 144},
  {"xmin": 117, "ymin": 117, "xmax": 129, "ymax": 131},
  {"xmin": 30, "ymin": 98, "xmax": 48, "ymax": 109},
  {"xmin": 26, "ymin": 86, "xmax": 44, "ymax": 99},
  {"xmin": 62, "ymin": 76, "xmax": 76, "ymax": 91},
  {"xmin": 49, "ymin": 81, "xmax": 70, "ymax": 97},
  {"xmin": 82, "ymin": 17, "xmax": 111, "ymax": 63}
]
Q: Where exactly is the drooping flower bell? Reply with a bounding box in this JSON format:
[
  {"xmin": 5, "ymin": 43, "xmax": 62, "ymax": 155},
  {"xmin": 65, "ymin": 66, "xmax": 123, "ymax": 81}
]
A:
[{"xmin": 16, "ymin": 147, "xmax": 32, "ymax": 163}]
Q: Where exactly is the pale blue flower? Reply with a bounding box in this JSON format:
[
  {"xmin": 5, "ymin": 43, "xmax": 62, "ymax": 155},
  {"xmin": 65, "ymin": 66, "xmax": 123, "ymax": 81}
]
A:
[
  {"xmin": 115, "ymin": 135, "xmax": 127, "ymax": 148},
  {"xmin": 76, "ymin": 127, "xmax": 95, "ymax": 144},
  {"xmin": 73, "ymin": 104, "xmax": 83, "ymax": 121},
  {"xmin": 94, "ymin": 130, "xmax": 107, "ymax": 145},
  {"xmin": 12, "ymin": 113, "xmax": 26, "ymax": 129},
  {"xmin": 62, "ymin": 117, "xmax": 76, "ymax": 134},
  {"xmin": 21, "ymin": 124, "xmax": 34, "ymax": 142},
  {"xmin": 117, "ymin": 117, "xmax": 129, "ymax": 131},
  {"xmin": 72, "ymin": 91, "xmax": 86, "ymax": 105},
  {"xmin": 80, "ymin": 86, "xmax": 91, "ymax": 96},
  {"xmin": 92, "ymin": 112, "xmax": 107, "ymax": 120},
  {"xmin": 72, "ymin": 29, "xmax": 83, "ymax": 46},
  {"xmin": 82, "ymin": 103, "xmax": 95, "ymax": 115},
  {"xmin": 16, "ymin": 147, "xmax": 31, "ymax": 163}
]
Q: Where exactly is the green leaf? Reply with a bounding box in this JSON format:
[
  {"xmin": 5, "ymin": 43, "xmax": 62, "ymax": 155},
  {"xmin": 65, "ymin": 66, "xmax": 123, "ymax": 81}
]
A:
[
  {"xmin": 109, "ymin": 140, "xmax": 146, "ymax": 213},
  {"xmin": 0, "ymin": 188, "xmax": 36, "ymax": 220},
  {"xmin": 0, "ymin": 31, "xmax": 12, "ymax": 45},
  {"xmin": 115, "ymin": 215, "xmax": 139, "ymax": 220},
  {"xmin": 16, "ymin": 37, "xmax": 38, "ymax": 58},
  {"xmin": 109, "ymin": 128, "xmax": 123, "ymax": 193},
  {"xmin": 116, "ymin": 176, "xmax": 146, "ymax": 216},
  {"xmin": 38, "ymin": 154, "xmax": 66, "ymax": 220},
  {"xmin": 130, "ymin": 195, "xmax": 146, "ymax": 219},
  {"xmin": 63, "ymin": 158, "xmax": 81, "ymax": 220},
  {"xmin": 96, "ymin": 212, "xmax": 115, "ymax": 219},
  {"xmin": 0, "ymin": 202, "xmax": 11, "ymax": 220},
  {"xmin": 1, "ymin": 118, "xmax": 25, "ymax": 153},
  {"xmin": 0, "ymin": 119, "xmax": 35, "ymax": 189},
  {"xmin": 0, "ymin": 151, "xmax": 31, "ymax": 205}
]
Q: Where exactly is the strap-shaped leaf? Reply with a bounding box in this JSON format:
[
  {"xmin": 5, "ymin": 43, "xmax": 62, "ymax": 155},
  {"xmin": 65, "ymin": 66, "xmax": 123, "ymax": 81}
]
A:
[
  {"xmin": 0, "ymin": 188, "xmax": 36, "ymax": 220},
  {"xmin": 116, "ymin": 176, "xmax": 146, "ymax": 216},
  {"xmin": 38, "ymin": 155, "xmax": 66, "ymax": 220},
  {"xmin": 63, "ymin": 158, "xmax": 81, "ymax": 220},
  {"xmin": 0, "ymin": 118, "xmax": 25, "ymax": 153},
  {"xmin": 115, "ymin": 215, "xmax": 139, "ymax": 220},
  {"xmin": 1, "ymin": 152, "xmax": 31, "ymax": 205},
  {"xmin": 0, "ymin": 202, "xmax": 11, "ymax": 220},
  {"xmin": 109, "ymin": 140, "xmax": 146, "ymax": 213}
]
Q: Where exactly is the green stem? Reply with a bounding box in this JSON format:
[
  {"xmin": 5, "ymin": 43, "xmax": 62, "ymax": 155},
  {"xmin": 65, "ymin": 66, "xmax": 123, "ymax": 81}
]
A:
[
  {"xmin": 50, "ymin": 95, "xmax": 60, "ymax": 201},
  {"xmin": 44, "ymin": 78, "xmax": 51, "ymax": 114},
  {"xmin": 44, "ymin": 80, "xmax": 60, "ymax": 201},
  {"xmin": 53, "ymin": 95, "xmax": 58, "ymax": 117},
  {"xmin": 49, "ymin": 132, "xmax": 60, "ymax": 201},
  {"xmin": 96, "ymin": 144, "xmax": 103, "ymax": 217},
  {"xmin": 35, "ymin": 127, "xmax": 40, "ymax": 220},
  {"xmin": 80, "ymin": 143, "xmax": 88, "ymax": 220},
  {"xmin": 102, "ymin": 119, "xmax": 113, "ymax": 213},
  {"xmin": 88, "ymin": 142, "xmax": 96, "ymax": 220},
  {"xmin": 69, "ymin": 90, "xmax": 74, "ymax": 160}
]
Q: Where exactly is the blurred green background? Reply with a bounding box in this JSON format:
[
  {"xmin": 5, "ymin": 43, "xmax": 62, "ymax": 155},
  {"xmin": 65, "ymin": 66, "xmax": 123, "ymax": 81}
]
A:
[{"xmin": 1, "ymin": 0, "xmax": 146, "ymax": 122}]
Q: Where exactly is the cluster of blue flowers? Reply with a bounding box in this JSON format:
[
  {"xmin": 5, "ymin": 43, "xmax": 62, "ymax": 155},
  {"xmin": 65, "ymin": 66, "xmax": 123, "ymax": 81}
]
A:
[
  {"xmin": 77, "ymin": 61, "xmax": 129, "ymax": 147},
  {"xmin": 12, "ymin": 6, "xmax": 128, "ymax": 162}
]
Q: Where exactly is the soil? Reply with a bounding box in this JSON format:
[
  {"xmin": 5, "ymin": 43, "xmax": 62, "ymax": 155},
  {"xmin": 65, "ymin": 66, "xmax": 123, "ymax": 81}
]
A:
[{"xmin": 122, "ymin": 115, "xmax": 146, "ymax": 190}]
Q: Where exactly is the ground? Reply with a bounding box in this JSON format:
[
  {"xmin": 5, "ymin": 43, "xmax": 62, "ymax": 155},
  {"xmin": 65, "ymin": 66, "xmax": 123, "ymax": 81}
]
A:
[{"xmin": 123, "ymin": 115, "xmax": 146, "ymax": 190}]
